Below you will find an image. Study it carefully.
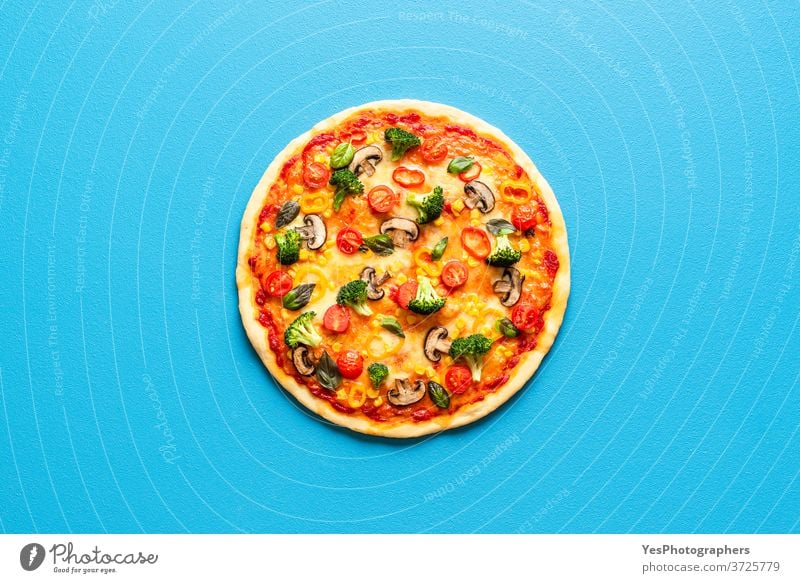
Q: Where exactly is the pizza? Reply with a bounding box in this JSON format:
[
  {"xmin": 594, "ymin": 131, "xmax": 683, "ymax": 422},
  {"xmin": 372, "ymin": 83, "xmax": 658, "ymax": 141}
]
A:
[{"xmin": 236, "ymin": 100, "xmax": 569, "ymax": 438}]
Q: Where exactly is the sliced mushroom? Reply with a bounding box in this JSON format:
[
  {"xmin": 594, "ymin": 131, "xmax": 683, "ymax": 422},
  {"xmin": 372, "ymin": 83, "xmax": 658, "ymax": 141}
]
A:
[
  {"xmin": 360, "ymin": 266, "xmax": 392, "ymax": 300},
  {"xmin": 387, "ymin": 378, "xmax": 426, "ymax": 406},
  {"xmin": 424, "ymin": 326, "xmax": 452, "ymax": 362},
  {"xmin": 463, "ymin": 180, "xmax": 495, "ymax": 213},
  {"xmin": 348, "ymin": 145, "xmax": 383, "ymax": 177},
  {"xmin": 292, "ymin": 346, "xmax": 316, "ymax": 376},
  {"xmin": 492, "ymin": 267, "xmax": 524, "ymax": 307},
  {"xmin": 294, "ymin": 214, "xmax": 326, "ymax": 250},
  {"xmin": 380, "ymin": 217, "xmax": 419, "ymax": 248}
]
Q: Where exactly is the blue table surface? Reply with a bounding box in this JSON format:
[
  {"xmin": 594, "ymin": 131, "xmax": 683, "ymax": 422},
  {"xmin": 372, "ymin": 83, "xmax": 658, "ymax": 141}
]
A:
[{"xmin": 1, "ymin": 0, "xmax": 798, "ymax": 534}]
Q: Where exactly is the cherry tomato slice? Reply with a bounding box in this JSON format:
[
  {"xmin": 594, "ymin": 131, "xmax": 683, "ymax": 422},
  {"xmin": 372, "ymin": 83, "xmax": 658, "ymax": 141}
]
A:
[
  {"xmin": 445, "ymin": 365, "xmax": 473, "ymax": 394},
  {"xmin": 303, "ymin": 162, "xmax": 330, "ymax": 189},
  {"xmin": 511, "ymin": 203, "xmax": 537, "ymax": 232},
  {"xmin": 461, "ymin": 227, "xmax": 491, "ymax": 260},
  {"xmin": 336, "ymin": 227, "xmax": 363, "ymax": 254},
  {"xmin": 511, "ymin": 303, "xmax": 541, "ymax": 332},
  {"xmin": 337, "ymin": 349, "xmax": 364, "ymax": 380},
  {"xmin": 420, "ymin": 137, "xmax": 448, "ymax": 164},
  {"xmin": 323, "ymin": 304, "xmax": 350, "ymax": 333},
  {"xmin": 367, "ymin": 185, "xmax": 398, "ymax": 214},
  {"xmin": 262, "ymin": 271, "xmax": 293, "ymax": 297},
  {"xmin": 395, "ymin": 281, "xmax": 418, "ymax": 310},
  {"xmin": 458, "ymin": 161, "xmax": 482, "ymax": 181},
  {"xmin": 392, "ymin": 166, "xmax": 425, "ymax": 187},
  {"xmin": 440, "ymin": 260, "xmax": 469, "ymax": 289}
]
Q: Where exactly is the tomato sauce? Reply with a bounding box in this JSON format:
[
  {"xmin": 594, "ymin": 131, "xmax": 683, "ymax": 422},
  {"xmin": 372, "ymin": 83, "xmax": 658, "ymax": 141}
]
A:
[{"xmin": 257, "ymin": 309, "xmax": 286, "ymax": 367}]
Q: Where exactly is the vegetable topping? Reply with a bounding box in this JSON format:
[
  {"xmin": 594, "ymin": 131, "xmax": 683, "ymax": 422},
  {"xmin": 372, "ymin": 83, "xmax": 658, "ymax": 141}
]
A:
[
  {"xmin": 384, "ymin": 127, "xmax": 421, "ymax": 161},
  {"xmin": 336, "ymin": 280, "xmax": 373, "ymax": 316}
]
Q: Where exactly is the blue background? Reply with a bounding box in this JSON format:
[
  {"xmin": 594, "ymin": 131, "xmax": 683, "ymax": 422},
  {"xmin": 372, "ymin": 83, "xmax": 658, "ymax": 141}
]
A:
[{"xmin": 1, "ymin": 0, "xmax": 798, "ymax": 534}]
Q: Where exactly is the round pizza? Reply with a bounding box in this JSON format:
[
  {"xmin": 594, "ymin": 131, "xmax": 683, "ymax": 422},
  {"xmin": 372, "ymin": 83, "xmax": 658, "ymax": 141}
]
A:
[{"xmin": 236, "ymin": 100, "xmax": 569, "ymax": 438}]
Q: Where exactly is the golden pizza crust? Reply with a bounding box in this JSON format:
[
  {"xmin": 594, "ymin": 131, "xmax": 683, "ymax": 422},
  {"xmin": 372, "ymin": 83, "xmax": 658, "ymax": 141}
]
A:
[{"xmin": 237, "ymin": 99, "xmax": 570, "ymax": 438}]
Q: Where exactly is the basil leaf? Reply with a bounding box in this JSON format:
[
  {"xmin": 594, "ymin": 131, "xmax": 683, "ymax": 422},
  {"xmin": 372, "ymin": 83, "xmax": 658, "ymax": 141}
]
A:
[
  {"xmin": 379, "ymin": 315, "xmax": 405, "ymax": 338},
  {"xmin": 447, "ymin": 156, "xmax": 475, "ymax": 174},
  {"xmin": 333, "ymin": 187, "xmax": 347, "ymax": 211},
  {"xmin": 430, "ymin": 237, "xmax": 448, "ymax": 261},
  {"xmin": 330, "ymin": 143, "xmax": 355, "ymax": 169},
  {"xmin": 360, "ymin": 234, "xmax": 395, "ymax": 256},
  {"xmin": 315, "ymin": 351, "xmax": 342, "ymax": 391},
  {"xmin": 486, "ymin": 218, "xmax": 517, "ymax": 236},
  {"xmin": 282, "ymin": 283, "xmax": 315, "ymax": 310},
  {"xmin": 428, "ymin": 381, "xmax": 450, "ymax": 409},
  {"xmin": 496, "ymin": 317, "xmax": 520, "ymax": 338},
  {"xmin": 274, "ymin": 200, "xmax": 300, "ymax": 228}
]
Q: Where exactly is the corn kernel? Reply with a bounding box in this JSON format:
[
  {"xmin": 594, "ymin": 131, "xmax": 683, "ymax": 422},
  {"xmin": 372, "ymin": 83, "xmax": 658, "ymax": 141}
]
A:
[
  {"xmin": 265, "ymin": 236, "xmax": 276, "ymax": 250},
  {"xmin": 452, "ymin": 199, "xmax": 465, "ymax": 213},
  {"xmin": 433, "ymin": 217, "xmax": 444, "ymax": 226},
  {"xmin": 520, "ymin": 239, "xmax": 531, "ymax": 253},
  {"xmin": 323, "ymin": 209, "xmax": 332, "ymax": 219},
  {"xmin": 470, "ymin": 208, "xmax": 481, "ymax": 220},
  {"xmin": 292, "ymin": 184, "xmax": 304, "ymax": 195},
  {"xmin": 397, "ymin": 273, "xmax": 408, "ymax": 284},
  {"xmin": 370, "ymin": 319, "xmax": 380, "ymax": 328},
  {"xmin": 461, "ymin": 251, "xmax": 468, "ymax": 261},
  {"xmin": 332, "ymin": 342, "xmax": 342, "ymax": 353},
  {"xmin": 259, "ymin": 222, "xmax": 271, "ymax": 232},
  {"xmin": 318, "ymin": 257, "xmax": 328, "ymax": 266},
  {"xmin": 414, "ymin": 366, "xmax": 425, "ymax": 375},
  {"xmin": 470, "ymin": 219, "xmax": 480, "ymax": 227},
  {"xmin": 336, "ymin": 389, "xmax": 347, "ymax": 400},
  {"xmin": 299, "ymin": 249, "xmax": 310, "ymax": 261},
  {"xmin": 373, "ymin": 397, "xmax": 384, "ymax": 407},
  {"xmin": 425, "ymin": 366, "xmax": 435, "ymax": 377},
  {"xmin": 467, "ymin": 257, "xmax": 480, "ymax": 268}
]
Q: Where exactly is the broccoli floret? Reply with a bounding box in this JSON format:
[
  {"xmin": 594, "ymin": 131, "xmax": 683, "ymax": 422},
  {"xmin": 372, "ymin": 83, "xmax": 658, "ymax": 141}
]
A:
[
  {"xmin": 284, "ymin": 311, "xmax": 322, "ymax": 348},
  {"xmin": 449, "ymin": 334, "xmax": 493, "ymax": 381},
  {"xmin": 336, "ymin": 279, "xmax": 372, "ymax": 316},
  {"xmin": 329, "ymin": 168, "xmax": 364, "ymax": 211},
  {"xmin": 367, "ymin": 363, "xmax": 389, "ymax": 389},
  {"xmin": 408, "ymin": 276, "xmax": 446, "ymax": 315},
  {"xmin": 384, "ymin": 127, "xmax": 421, "ymax": 161},
  {"xmin": 275, "ymin": 230, "xmax": 301, "ymax": 265},
  {"xmin": 486, "ymin": 232, "xmax": 522, "ymax": 267},
  {"xmin": 406, "ymin": 186, "xmax": 444, "ymax": 224}
]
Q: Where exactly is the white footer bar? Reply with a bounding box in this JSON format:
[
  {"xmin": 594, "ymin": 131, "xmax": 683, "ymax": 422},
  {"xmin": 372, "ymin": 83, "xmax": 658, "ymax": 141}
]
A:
[{"xmin": 1, "ymin": 534, "xmax": 797, "ymax": 582}]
